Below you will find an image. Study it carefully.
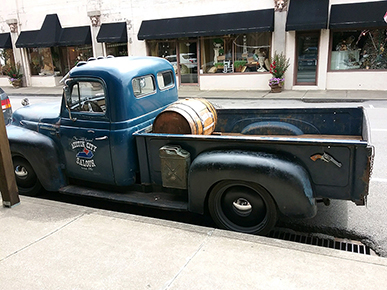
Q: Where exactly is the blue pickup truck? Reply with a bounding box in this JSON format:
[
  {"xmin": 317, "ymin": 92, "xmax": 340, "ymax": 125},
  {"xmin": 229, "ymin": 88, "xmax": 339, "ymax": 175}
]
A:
[{"xmin": 7, "ymin": 56, "xmax": 374, "ymax": 235}]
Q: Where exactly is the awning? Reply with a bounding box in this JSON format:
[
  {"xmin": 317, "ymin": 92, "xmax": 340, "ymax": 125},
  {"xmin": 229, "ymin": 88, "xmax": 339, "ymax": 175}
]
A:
[
  {"xmin": 15, "ymin": 30, "xmax": 39, "ymax": 48},
  {"xmin": 58, "ymin": 26, "xmax": 92, "ymax": 46},
  {"xmin": 97, "ymin": 22, "xmax": 127, "ymax": 43},
  {"xmin": 34, "ymin": 14, "xmax": 62, "ymax": 47},
  {"xmin": 330, "ymin": 1, "xmax": 387, "ymax": 29},
  {"xmin": 16, "ymin": 14, "xmax": 93, "ymax": 48},
  {"xmin": 286, "ymin": 0, "xmax": 329, "ymax": 31},
  {"xmin": 0, "ymin": 33, "xmax": 12, "ymax": 49},
  {"xmin": 137, "ymin": 9, "xmax": 274, "ymax": 40}
]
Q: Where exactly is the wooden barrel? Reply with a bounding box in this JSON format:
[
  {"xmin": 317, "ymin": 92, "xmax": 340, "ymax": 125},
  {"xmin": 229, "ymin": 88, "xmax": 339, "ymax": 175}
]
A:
[{"xmin": 153, "ymin": 98, "xmax": 217, "ymax": 135}]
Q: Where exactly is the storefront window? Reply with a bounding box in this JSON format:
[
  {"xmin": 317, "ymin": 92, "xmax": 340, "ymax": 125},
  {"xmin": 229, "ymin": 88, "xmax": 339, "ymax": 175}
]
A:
[
  {"xmin": 106, "ymin": 43, "xmax": 128, "ymax": 56},
  {"xmin": 28, "ymin": 46, "xmax": 92, "ymax": 76},
  {"xmin": 331, "ymin": 29, "xmax": 387, "ymax": 70},
  {"xmin": 146, "ymin": 32, "xmax": 271, "ymax": 75},
  {"xmin": 60, "ymin": 46, "xmax": 92, "ymax": 74},
  {"xmin": 148, "ymin": 41, "xmax": 176, "ymax": 58},
  {"xmin": 201, "ymin": 32, "xmax": 271, "ymax": 74},
  {"xmin": 147, "ymin": 41, "xmax": 177, "ymax": 71},
  {"xmin": 28, "ymin": 48, "xmax": 55, "ymax": 76},
  {"xmin": 0, "ymin": 48, "xmax": 15, "ymax": 76}
]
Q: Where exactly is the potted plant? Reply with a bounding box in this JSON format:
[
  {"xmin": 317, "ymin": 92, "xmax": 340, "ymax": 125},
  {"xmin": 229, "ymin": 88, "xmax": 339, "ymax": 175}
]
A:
[
  {"xmin": 269, "ymin": 52, "xmax": 290, "ymax": 93},
  {"xmin": 214, "ymin": 62, "xmax": 224, "ymax": 69},
  {"xmin": 234, "ymin": 60, "xmax": 247, "ymax": 72},
  {"xmin": 4, "ymin": 62, "xmax": 23, "ymax": 88}
]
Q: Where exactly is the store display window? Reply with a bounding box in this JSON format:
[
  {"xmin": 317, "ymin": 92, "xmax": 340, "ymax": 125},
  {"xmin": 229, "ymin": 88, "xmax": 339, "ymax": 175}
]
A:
[
  {"xmin": 331, "ymin": 29, "xmax": 387, "ymax": 70},
  {"xmin": 106, "ymin": 43, "xmax": 128, "ymax": 56},
  {"xmin": 201, "ymin": 32, "xmax": 271, "ymax": 74},
  {"xmin": 28, "ymin": 48, "xmax": 55, "ymax": 76},
  {"xmin": 0, "ymin": 48, "xmax": 15, "ymax": 76},
  {"xmin": 27, "ymin": 46, "xmax": 92, "ymax": 76}
]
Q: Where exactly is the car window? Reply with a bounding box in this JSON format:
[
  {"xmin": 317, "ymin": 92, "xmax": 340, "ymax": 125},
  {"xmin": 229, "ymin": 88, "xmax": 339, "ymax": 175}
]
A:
[
  {"xmin": 132, "ymin": 75, "xmax": 156, "ymax": 97},
  {"xmin": 68, "ymin": 81, "xmax": 106, "ymax": 114},
  {"xmin": 165, "ymin": 56, "xmax": 177, "ymax": 62},
  {"xmin": 157, "ymin": 70, "xmax": 174, "ymax": 90}
]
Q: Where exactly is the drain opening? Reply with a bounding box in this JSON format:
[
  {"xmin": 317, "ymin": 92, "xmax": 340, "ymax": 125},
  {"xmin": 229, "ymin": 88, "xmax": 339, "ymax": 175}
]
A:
[{"xmin": 268, "ymin": 229, "xmax": 372, "ymax": 255}]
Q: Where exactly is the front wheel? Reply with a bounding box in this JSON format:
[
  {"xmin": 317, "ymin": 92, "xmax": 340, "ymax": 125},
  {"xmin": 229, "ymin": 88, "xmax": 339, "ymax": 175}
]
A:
[
  {"xmin": 12, "ymin": 157, "xmax": 42, "ymax": 196},
  {"xmin": 208, "ymin": 181, "xmax": 277, "ymax": 235}
]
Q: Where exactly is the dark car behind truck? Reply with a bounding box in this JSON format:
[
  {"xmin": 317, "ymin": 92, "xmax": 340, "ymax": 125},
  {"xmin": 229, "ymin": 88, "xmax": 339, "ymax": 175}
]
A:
[{"xmin": 6, "ymin": 56, "xmax": 374, "ymax": 235}]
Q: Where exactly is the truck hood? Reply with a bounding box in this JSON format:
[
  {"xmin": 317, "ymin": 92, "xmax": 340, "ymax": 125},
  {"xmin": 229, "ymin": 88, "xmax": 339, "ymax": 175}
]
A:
[{"xmin": 12, "ymin": 101, "xmax": 61, "ymax": 128}]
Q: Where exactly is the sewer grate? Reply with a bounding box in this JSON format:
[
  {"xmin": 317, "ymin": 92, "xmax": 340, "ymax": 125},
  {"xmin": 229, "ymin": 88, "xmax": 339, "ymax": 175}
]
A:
[{"xmin": 268, "ymin": 229, "xmax": 372, "ymax": 255}]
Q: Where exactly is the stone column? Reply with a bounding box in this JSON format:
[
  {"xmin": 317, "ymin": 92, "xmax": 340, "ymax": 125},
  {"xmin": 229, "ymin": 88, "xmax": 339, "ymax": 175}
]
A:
[
  {"xmin": 88, "ymin": 11, "xmax": 104, "ymax": 57},
  {"xmin": 126, "ymin": 20, "xmax": 132, "ymax": 56},
  {"xmin": 6, "ymin": 18, "xmax": 31, "ymax": 86},
  {"xmin": 273, "ymin": 0, "xmax": 288, "ymax": 54}
]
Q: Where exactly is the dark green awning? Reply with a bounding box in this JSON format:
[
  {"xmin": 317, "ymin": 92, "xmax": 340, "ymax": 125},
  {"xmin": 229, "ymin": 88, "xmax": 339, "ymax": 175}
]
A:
[
  {"xmin": 138, "ymin": 9, "xmax": 274, "ymax": 40},
  {"xmin": 97, "ymin": 22, "xmax": 127, "ymax": 43},
  {"xmin": 0, "ymin": 33, "xmax": 12, "ymax": 48},
  {"xmin": 58, "ymin": 26, "xmax": 92, "ymax": 46},
  {"xmin": 330, "ymin": 1, "xmax": 387, "ymax": 29},
  {"xmin": 286, "ymin": 0, "xmax": 329, "ymax": 31}
]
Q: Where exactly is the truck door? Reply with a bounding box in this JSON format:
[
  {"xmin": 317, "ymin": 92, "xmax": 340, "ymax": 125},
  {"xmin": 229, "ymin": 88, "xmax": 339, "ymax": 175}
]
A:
[{"xmin": 60, "ymin": 79, "xmax": 115, "ymax": 185}]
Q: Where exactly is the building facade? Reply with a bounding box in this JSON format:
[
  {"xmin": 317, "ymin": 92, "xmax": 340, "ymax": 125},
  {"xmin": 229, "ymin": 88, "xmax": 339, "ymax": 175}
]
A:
[{"xmin": 1, "ymin": 0, "xmax": 387, "ymax": 91}]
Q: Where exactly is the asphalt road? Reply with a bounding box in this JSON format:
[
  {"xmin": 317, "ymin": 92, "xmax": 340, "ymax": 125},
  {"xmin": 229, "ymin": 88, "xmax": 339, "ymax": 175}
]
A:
[{"xmin": 8, "ymin": 95, "xmax": 387, "ymax": 257}]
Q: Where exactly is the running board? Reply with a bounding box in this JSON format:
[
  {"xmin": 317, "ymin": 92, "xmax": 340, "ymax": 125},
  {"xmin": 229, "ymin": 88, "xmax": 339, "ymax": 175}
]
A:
[{"xmin": 59, "ymin": 185, "xmax": 188, "ymax": 211}]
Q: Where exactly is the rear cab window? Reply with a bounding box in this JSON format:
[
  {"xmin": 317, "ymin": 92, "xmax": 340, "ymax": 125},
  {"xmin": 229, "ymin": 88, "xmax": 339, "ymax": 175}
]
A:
[
  {"xmin": 157, "ymin": 70, "xmax": 175, "ymax": 90},
  {"xmin": 132, "ymin": 75, "xmax": 156, "ymax": 98}
]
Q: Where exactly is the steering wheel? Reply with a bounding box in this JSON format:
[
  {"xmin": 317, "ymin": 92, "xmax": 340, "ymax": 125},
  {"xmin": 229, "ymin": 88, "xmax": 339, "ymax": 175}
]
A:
[{"xmin": 83, "ymin": 101, "xmax": 104, "ymax": 112}]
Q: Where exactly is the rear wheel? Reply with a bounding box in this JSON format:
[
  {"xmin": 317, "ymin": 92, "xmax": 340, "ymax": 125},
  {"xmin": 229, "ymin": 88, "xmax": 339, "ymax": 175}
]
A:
[
  {"xmin": 12, "ymin": 157, "xmax": 42, "ymax": 196},
  {"xmin": 208, "ymin": 181, "xmax": 277, "ymax": 235}
]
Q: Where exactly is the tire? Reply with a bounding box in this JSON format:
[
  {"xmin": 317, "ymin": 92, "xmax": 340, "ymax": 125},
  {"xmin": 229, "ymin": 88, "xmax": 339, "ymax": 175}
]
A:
[
  {"xmin": 208, "ymin": 181, "xmax": 277, "ymax": 235},
  {"xmin": 12, "ymin": 157, "xmax": 42, "ymax": 196}
]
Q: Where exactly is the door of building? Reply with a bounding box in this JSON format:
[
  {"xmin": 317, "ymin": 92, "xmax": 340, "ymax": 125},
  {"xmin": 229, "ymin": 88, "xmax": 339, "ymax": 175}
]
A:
[
  {"xmin": 178, "ymin": 41, "xmax": 198, "ymax": 85},
  {"xmin": 296, "ymin": 32, "xmax": 320, "ymax": 85}
]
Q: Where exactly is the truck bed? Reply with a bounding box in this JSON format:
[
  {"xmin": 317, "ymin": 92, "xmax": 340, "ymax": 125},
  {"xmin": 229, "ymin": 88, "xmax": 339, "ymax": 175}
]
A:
[{"xmin": 134, "ymin": 107, "xmax": 372, "ymax": 204}]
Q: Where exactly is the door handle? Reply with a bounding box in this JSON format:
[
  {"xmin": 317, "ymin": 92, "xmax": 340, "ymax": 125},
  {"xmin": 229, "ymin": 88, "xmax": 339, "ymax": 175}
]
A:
[{"xmin": 95, "ymin": 136, "xmax": 108, "ymax": 140}]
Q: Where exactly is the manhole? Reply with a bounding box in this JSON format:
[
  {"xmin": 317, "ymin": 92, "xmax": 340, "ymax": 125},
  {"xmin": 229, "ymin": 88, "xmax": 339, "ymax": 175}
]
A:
[{"xmin": 268, "ymin": 229, "xmax": 374, "ymax": 255}]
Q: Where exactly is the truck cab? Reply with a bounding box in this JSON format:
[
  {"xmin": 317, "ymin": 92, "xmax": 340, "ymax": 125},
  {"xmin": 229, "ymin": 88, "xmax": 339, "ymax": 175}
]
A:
[{"xmin": 9, "ymin": 56, "xmax": 178, "ymax": 194}]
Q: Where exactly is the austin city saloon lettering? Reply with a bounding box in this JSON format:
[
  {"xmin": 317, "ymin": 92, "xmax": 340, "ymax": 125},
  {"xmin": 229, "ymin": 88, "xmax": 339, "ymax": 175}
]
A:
[{"xmin": 71, "ymin": 139, "xmax": 97, "ymax": 169}]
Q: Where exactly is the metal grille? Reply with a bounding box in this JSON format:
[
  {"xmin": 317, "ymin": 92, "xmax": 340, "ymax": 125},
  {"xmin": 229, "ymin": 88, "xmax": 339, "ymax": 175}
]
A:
[{"xmin": 268, "ymin": 229, "xmax": 372, "ymax": 255}]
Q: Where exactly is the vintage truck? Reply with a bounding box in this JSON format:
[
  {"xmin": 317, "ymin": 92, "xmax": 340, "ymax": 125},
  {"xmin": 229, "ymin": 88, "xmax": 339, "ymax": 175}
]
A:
[{"xmin": 7, "ymin": 56, "xmax": 374, "ymax": 235}]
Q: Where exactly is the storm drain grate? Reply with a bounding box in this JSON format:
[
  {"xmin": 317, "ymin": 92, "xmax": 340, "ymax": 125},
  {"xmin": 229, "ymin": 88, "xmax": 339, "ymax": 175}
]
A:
[{"xmin": 268, "ymin": 229, "xmax": 372, "ymax": 255}]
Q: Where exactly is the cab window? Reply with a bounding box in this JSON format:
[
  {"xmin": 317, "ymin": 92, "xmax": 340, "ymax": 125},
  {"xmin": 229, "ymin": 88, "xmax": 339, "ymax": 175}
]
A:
[
  {"xmin": 68, "ymin": 81, "xmax": 106, "ymax": 113},
  {"xmin": 157, "ymin": 70, "xmax": 174, "ymax": 90},
  {"xmin": 132, "ymin": 75, "xmax": 156, "ymax": 97}
]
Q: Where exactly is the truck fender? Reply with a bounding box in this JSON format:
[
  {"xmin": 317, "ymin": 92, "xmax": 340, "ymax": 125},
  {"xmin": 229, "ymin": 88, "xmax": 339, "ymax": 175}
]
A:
[
  {"xmin": 188, "ymin": 150, "xmax": 317, "ymax": 219},
  {"xmin": 6, "ymin": 125, "xmax": 66, "ymax": 191}
]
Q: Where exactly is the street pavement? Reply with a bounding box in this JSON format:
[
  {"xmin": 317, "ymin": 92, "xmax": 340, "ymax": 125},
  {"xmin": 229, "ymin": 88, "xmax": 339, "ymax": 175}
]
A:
[{"xmin": 1, "ymin": 85, "xmax": 387, "ymax": 289}]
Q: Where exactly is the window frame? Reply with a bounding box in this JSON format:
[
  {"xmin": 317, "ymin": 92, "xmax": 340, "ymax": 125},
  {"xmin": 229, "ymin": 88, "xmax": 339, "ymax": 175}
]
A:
[
  {"xmin": 64, "ymin": 78, "xmax": 108, "ymax": 120},
  {"xmin": 132, "ymin": 74, "xmax": 157, "ymax": 98},
  {"xmin": 156, "ymin": 70, "xmax": 175, "ymax": 91},
  {"xmin": 328, "ymin": 27, "xmax": 387, "ymax": 72}
]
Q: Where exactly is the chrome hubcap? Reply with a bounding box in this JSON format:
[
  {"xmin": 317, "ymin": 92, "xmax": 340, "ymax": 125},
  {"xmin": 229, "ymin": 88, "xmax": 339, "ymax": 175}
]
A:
[
  {"xmin": 232, "ymin": 198, "xmax": 252, "ymax": 216},
  {"xmin": 15, "ymin": 166, "xmax": 28, "ymax": 178}
]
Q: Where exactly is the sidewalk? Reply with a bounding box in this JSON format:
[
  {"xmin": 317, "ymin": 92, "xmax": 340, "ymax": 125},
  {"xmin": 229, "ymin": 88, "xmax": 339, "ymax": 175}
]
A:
[
  {"xmin": 1, "ymin": 195, "xmax": 387, "ymax": 289},
  {"xmin": 3, "ymin": 84, "xmax": 387, "ymax": 102}
]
